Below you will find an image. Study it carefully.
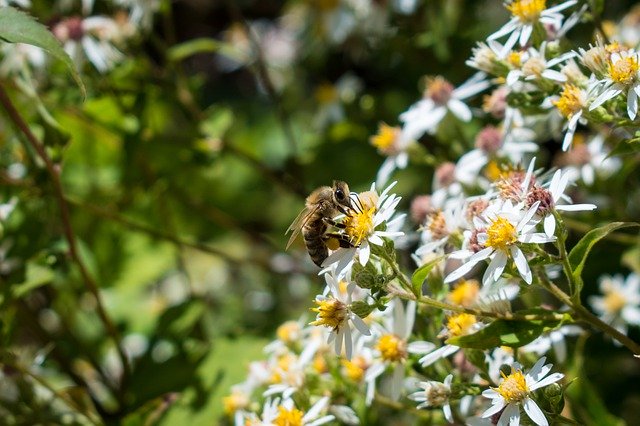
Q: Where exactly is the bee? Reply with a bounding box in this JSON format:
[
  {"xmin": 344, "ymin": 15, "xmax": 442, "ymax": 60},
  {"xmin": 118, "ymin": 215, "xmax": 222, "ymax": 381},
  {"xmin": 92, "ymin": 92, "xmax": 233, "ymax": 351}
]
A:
[{"xmin": 286, "ymin": 181, "xmax": 354, "ymax": 267}]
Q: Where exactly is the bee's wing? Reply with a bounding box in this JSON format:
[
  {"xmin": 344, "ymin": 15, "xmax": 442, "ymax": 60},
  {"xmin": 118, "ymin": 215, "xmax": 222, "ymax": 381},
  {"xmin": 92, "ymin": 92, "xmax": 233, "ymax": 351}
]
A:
[{"xmin": 285, "ymin": 205, "xmax": 319, "ymax": 250}]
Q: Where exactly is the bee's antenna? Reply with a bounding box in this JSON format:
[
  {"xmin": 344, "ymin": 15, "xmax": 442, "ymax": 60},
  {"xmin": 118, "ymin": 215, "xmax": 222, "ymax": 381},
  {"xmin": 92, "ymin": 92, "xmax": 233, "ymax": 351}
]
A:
[{"xmin": 350, "ymin": 192, "xmax": 364, "ymax": 212}]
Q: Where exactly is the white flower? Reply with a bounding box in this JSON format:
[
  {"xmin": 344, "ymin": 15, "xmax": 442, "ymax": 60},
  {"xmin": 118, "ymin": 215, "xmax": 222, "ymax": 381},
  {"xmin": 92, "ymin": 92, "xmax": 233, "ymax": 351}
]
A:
[
  {"xmin": 589, "ymin": 273, "xmax": 640, "ymax": 337},
  {"xmin": 399, "ymin": 73, "xmax": 489, "ymax": 142},
  {"xmin": 526, "ymin": 168, "xmax": 597, "ymax": 238},
  {"xmin": 369, "ymin": 123, "xmax": 411, "ymax": 186},
  {"xmin": 365, "ymin": 300, "xmax": 434, "ymax": 404},
  {"xmin": 418, "ymin": 313, "xmax": 482, "ymax": 367},
  {"xmin": 522, "ymin": 325, "xmax": 583, "ymax": 362},
  {"xmin": 589, "ymin": 49, "xmax": 640, "ymax": 119},
  {"xmin": 488, "ymin": 0, "xmax": 577, "ymax": 55},
  {"xmin": 482, "ymin": 356, "xmax": 564, "ymax": 426},
  {"xmin": 444, "ymin": 199, "xmax": 555, "ymax": 286},
  {"xmin": 506, "ymin": 43, "xmax": 576, "ymax": 86},
  {"xmin": 310, "ymin": 272, "xmax": 371, "ymax": 360},
  {"xmin": 558, "ymin": 134, "xmax": 620, "ymax": 186},
  {"xmin": 408, "ymin": 374, "xmax": 454, "ymax": 423},
  {"xmin": 322, "ymin": 181, "xmax": 403, "ymax": 276}
]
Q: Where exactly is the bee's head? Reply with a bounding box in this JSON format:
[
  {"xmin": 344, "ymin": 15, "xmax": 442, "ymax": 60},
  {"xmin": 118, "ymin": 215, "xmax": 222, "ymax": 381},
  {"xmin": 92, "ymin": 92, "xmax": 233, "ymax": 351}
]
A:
[{"xmin": 332, "ymin": 180, "xmax": 352, "ymax": 209}]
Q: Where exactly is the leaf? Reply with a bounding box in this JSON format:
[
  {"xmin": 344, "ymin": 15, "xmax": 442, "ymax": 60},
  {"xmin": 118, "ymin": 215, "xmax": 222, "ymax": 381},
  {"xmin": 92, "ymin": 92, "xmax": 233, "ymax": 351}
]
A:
[
  {"xmin": 11, "ymin": 262, "xmax": 54, "ymax": 299},
  {"xmin": 0, "ymin": 7, "xmax": 85, "ymax": 96},
  {"xmin": 446, "ymin": 317, "xmax": 564, "ymax": 350},
  {"xmin": 568, "ymin": 222, "xmax": 639, "ymax": 296},
  {"xmin": 622, "ymin": 246, "xmax": 640, "ymax": 275},
  {"xmin": 410, "ymin": 256, "xmax": 443, "ymax": 297},
  {"xmin": 565, "ymin": 376, "xmax": 625, "ymax": 426}
]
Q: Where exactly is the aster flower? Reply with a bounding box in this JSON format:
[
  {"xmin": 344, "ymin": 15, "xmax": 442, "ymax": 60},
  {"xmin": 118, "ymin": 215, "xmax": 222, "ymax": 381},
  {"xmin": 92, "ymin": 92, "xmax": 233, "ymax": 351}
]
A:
[
  {"xmin": 481, "ymin": 356, "xmax": 564, "ymax": 426},
  {"xmin": 244, "ymin": 396, "xmax": 335, "ymax": 426},
  {"xmin": 322, "ymin": 181, "xmax": 403, "ymax": 276},
  {"xmin": 310, "ymin": 271, "xmax": 371, "ymax": 360},
  {"xmin": 505, "ymin": 43, "xmax": 576, "ymax": 87},
  {"xmin": 418, "ymin": 313, "xmax": 482, "ymax": 367},
  {"xmin": 444, "ymin": 199, "xmax": 555, "ymax": 286},
  {"xmin": 589, "ymin": 273, "xmax": 640, "ymax": 338},
  {"xmin": 556, "ymin": 134, "xmax": 620, "ymax": 186},
  {"xmin": 408, "ymin": 374, "xmax": 454, "ymax": 423},
  {"xmin": 369, "ymin": 122, "xmax": 411, "ymax": 186},
  {"xmin": 488, "ymin": 0, "xmax": 578, "ymax": 54},
  {"xmin": 365, "ymin": 300, "xmax": 434, "ymax": 403},
  {"xmin": 589, "ymin": 49, "xmax": 640, "ymax": 119},
  {"xmin": 552, "ymin": 82, "xmax": 588, "ymax": 150},
  {"xmin": 399, "ymin": 73, "xmax": 490, "ymax": 143},
  {"xmin": 525, "ymin": 168, "xmax": 596, "ymax": 238}
]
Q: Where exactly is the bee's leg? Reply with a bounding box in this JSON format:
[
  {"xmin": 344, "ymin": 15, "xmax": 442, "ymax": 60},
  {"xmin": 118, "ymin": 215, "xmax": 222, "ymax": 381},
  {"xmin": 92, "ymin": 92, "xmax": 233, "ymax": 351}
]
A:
[
  {"xmin": 323, "ymin": 233, "xmax": 353, "ymax": 248},
  {"xmin": 323, "ymin": 217, "xmax": 346, "ymax": 229},
  {"xmin": 336, "ymin": 204, "xmax": 354, "ymax": 215}
]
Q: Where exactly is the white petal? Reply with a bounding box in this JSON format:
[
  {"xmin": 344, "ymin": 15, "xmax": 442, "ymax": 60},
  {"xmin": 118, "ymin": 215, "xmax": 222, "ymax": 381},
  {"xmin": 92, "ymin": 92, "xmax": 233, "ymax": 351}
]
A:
[
  {"xmin": 556, "ymin": 204, "xmax": 597, "ymax": 211},
  {"xmin": 530, "ymin": 372, "xmax": 564, "ymax": 391},
  {"xmin": 419, "ymin": 345, "xmax": 459, "ymax": 367},
  {"xmin": 352, "ymin": 315, "xmax": 371, "ymax": 336},
  {"xmin": 407, "ymin": 341, "xmax": 436, "ymax": 354},
  {"xmin": 488, "ymin": 251, "xmax": 508, "ymax": 283},
  {"xmin": 488, "ymin": 19, "xmax": 519, "ymax": 41},
  {"xmin": 511, "ymin": 246, "xmax": 532, "ymax": 284},
  {"xmin": 590, "ymin": 88, "xmax": 622, "ymax": 110},
  {"xmin": 444, "ymin": 248, "xmax": 491, "ymax": 283},
  {"xmin": 519, "ymin": 24, "xmax": 533, "ymax": 46},
  {"xmin": 499, "ymin": 403, "xmax": 520, "ymax": 426},
  {"xmin": 448, "ymin": 98, "xmax": 473, "ymax": 122},
  {"xmin": 482, "ymin": 399, "xmax": 506, "ymax": 417},
  {"xmin": 524, "ymin": 398, "xmax": 548, "ymax": 426},
  {"xmin": 541, "ymin": 69, "xmax": 566, "ymax": 82},
  {"xmin": 628, "ymin": 88, "xmax": 638, "ymax": 120},
  {"xmin": 544, "ymin": 215, "xmax": 556, "ymax": 238},
  {"xmin": 359, "ymin": 243, "xmax": 371, "ymax": 266}
]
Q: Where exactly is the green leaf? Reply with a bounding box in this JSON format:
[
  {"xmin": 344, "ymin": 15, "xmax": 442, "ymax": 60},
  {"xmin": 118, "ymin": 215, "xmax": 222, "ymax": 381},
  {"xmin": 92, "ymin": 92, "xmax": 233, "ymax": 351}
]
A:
[
  {"xmin": 446, "ymin": 317, "xmax": 564, "ymax": 350},
  {"xmin": 410, "ymin": 256, "xmax": 443, "ymax": 297},
  {"xmin": 11, "ymin": 262, "xmax": 54, "ymax": 299},
  {"xmin": 568, "ymin": 222, "xmax": 639, "ymax": 296},
  {"xmin": 167, "ymin": 38, "xmax": 240, "ymax": 63},
  {"xmin": 622, "ymin": 246, "xmax": 640, "ymax": 275},
  {"xmin": 0, "ymin": 7, "xmax": 85, "ymax": 96},
  {"xmin": 565, "ymin": 377, "xmax": 625, "ymax": 426}
]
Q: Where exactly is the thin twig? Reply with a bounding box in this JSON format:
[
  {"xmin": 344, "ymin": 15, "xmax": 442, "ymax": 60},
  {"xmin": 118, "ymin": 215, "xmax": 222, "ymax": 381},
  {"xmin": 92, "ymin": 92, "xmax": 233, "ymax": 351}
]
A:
[{"xmin": 0, "ymin": 84, "xmax": 131, "ymax": 385}]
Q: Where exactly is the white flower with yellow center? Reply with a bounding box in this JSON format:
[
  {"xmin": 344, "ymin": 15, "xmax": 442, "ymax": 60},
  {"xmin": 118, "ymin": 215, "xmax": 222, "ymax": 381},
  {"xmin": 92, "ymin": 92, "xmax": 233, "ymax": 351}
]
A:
[
  {"xmin": 481, "ymin": 357, "xmax": 564, "ymax": 426},
  {"xmin": 370, "ymin": 123, "xmax": 411, "ymax": 186},
  {"xmin": 322, "ymin": 181, "xmax": 404, "ymax": 276},
  {"xmin": 244, "ymin": 396, "xmax": 335, "ymax": 426},
  {"xmin": 418, "ymin": 313, "xmax": 482, "ymax": 367},
  {"xmin": 488, "ymin": 0, "xmax": 577, "ymax": 54},
  {"xmin": 589, "ymin": 49, "xmax": 640, "ymax": 119},
  {"xmin": 588, "ymin": 273, "xmax": 640, "ymax": 338},
  {"xmin": 400, "ymin": 73, "xmax": 490, "ymax": 143},
  {"xmin": 408, "ymin": 374, "xmax": 454, "ymax": 422},
  {"xmin": 505, "ymin": 43, "xmax": 576, "ymax": 86},
  {"xmin": 310, "ymin": 272, "xmax": 370, "ymax": 360},
  {"xmin": 444, "ymin": 199, "xmax": 555, "ymax": 286},
  {"xmin": 364, "ymin": 300, "xmax": 435, "ymax": 404},
  {"xmin": 552, "ymin": 82, "xmax": 588, "ymax": 150}
]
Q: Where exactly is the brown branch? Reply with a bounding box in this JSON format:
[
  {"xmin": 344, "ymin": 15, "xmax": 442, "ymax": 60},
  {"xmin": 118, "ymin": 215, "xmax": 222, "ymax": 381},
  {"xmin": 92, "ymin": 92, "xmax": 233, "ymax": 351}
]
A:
[{"xmin": 0, "ymin": 84, "xmax": 131, "ymax": 386}]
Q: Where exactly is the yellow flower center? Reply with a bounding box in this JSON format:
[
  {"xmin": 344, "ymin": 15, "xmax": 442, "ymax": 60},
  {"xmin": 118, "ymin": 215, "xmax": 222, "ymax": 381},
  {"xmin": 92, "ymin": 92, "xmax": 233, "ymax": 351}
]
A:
[
  {"xmin": 276, "ymin": 321, "xmax": 301, "ymax": 344},
  {"xmin": 376, "ymin": 334, "xmax": 407, "ymax": 363},
  {"xmin": 274, "ymin": 406, "xmax": 304, "ymax": 426},
  {"xmin": 608, "ymin": 54, "xmax": 639, "ymax": 85},
  {"xmin": 485, "ymin": 217, "xmax": 517, "ymax": 251},
  {"xmin": 603, "ymin": 289, "xmax": 627, "ymax": 314},
  {"xmin": 484, "ymin": 160, "xmax": 503, "ymax": 181},
  {"xmin": 506, "ymin": 0, "xmax": 546, "ymax": 23},
  {"xmin": 553, "ymin": 84, "xmax": 585, "ymax": 118},
  {"xmin": 522, "ymin": 57, "xmax": 546, "ymax": 77},
  {"xmin": 343, "ymin": 197, "xmax": 377, "ymax": 246},
  {"xmin": 446, "ymin": 313, "xmax": 478, "ymax": 337},
  {"xmin": 497, "ymin": 370, "xmax": 529, "ymax": 403},
  {"xmin": 370, "ymin": 123, "xmax": 400, "ymax": 153},
  {"xmin": 447, "ymin": 280, "xmax": 480, "ymax": 307},
  {"xmin": 427, "ymin": 211, "xmax": 448, "ymax": 240},
  {"xmin": 342, "ymin": 356, "xmax": 367, "ymax": 382},
  {"xmin": 310, "ymin": 298, "xmax": 348, "ymax": 331},
  {"xmin": 507, "ymin": 51, "xmax": 523, "ymax": 68}
]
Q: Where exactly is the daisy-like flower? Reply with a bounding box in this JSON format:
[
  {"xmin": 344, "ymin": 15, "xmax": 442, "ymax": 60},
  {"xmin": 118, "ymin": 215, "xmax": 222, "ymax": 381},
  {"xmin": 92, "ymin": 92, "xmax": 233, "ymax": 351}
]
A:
[
  {"xmin": 310, "ymin": 272, "xmax": 371, "ymax": 360},
  {"xmin": 555, "ymin": 134, "xmax": 620, "ymax": 186},
  {"xmin": 399, "ymin": 73, "xmax": 490, "ymax": 143},
  {"xmin": 369, "ymin": 122, "xmax": 411, "ymax": 186},
  {"xmin": 488, "ymin": 0, "xmax": 578, "ymax": 54},
  {"xmin": 552, "ymin": 83, "xmax": 588, "ymax": 150},
  {"xmin": 52, "ymin": 16, "xmax": 124, "ymax": 73},
  {"xmin": 408, "ymin": 374, "xmax": 454, "ymax": 423},
  {"xmin": 505, "ymin": 43, "xmax": 576, "ymax": 87},
  {"xmin": 589, "ymin": 49, "xmax": 640, "ymax": 119},
  {"xmin": 444, "ymin": 199, "xmax": 555, "ymax": 286},
  {"xmin": 525, "ymin": 168, "xmax": 596, "ymax": 238},
  {"xmin": 418, "ymin": 313, "xmax": 482, "ymax": 367},
  {"xmin": 481, "ymin": 356, "xmax": 564, "ymax": 426},
  {"xmin": 588, "ymin": 273, "xmax": 640, "ymax": 337},
  {"xmin": 365, "ymin": 300, "xmax": 435, "ymax": 403},
  {"xmin": 322, "ymin": 181, "xmax": 403, "ymax": 276},
  {"xmin": 244, "ymin": 396, "xmax": 335, "ymax": 426}
]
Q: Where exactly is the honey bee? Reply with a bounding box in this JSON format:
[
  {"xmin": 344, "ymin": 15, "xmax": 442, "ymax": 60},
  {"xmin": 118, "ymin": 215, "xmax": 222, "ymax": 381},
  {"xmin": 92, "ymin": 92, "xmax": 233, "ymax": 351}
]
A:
[{"xmin": 286, "ymin": 181, "xmax": 354, "ymax": 267}]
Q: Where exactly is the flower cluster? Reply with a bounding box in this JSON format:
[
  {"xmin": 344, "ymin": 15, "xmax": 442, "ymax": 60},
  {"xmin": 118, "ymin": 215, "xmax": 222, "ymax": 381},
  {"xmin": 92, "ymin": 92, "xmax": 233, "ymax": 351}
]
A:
[{"xmin": 228, "ymin": 2, "xmax": 640, "ymax": 425}]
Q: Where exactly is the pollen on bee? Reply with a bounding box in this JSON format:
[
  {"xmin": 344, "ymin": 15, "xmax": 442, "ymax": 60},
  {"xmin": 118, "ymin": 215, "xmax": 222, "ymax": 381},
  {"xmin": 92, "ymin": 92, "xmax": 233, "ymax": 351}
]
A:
[{"xmin": 326, "ymin": 237, "xmax": 340, "ymax": 251}]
